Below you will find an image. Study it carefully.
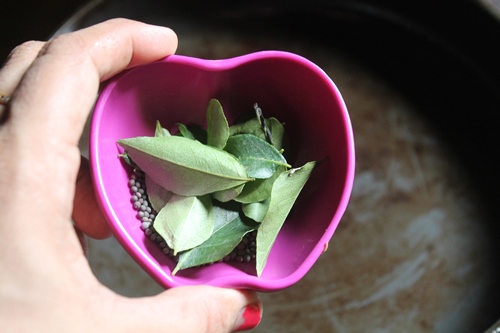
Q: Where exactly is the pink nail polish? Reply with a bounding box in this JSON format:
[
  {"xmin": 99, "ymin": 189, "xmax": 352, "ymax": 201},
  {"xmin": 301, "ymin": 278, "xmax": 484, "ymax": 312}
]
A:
[{"xmin": 236, "ymin": 303, "xmax": 262, "ymax": 331}]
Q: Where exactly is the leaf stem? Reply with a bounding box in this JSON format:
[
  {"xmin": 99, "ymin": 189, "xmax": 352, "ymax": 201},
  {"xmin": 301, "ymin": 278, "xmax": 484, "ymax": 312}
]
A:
[{"xmin": 254, "ymin": 103, "xmax": 274, "ymax": 145}]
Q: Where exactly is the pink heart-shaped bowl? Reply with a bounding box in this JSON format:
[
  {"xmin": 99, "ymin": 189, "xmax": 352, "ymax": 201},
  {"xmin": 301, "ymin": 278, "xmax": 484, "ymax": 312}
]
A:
[{"xmin": 90, "ymin": 50, "xmax": 355, "ymax": 292}]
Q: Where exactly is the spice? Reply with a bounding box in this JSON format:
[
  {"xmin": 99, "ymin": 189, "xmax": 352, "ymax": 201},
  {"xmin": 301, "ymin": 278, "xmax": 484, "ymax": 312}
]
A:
[
  {"xmin": 119, "ymin": 99, "xmax": 315, "ymax": 276},
  {"xmin": 128, "ymin": 168, "xmax": 258, "ymax": 265}
]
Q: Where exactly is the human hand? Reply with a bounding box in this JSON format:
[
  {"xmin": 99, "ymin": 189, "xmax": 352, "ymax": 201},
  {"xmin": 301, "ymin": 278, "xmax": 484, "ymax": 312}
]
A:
[{"xmin": 0, "ymin": 18, "xmax": 261, "ymax": 333}]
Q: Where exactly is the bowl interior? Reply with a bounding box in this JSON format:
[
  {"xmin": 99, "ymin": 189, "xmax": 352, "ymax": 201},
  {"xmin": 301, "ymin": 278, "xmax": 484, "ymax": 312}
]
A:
[{"xmin": 90, "ymin": 51, "xmax": 354, "ymax": 291}]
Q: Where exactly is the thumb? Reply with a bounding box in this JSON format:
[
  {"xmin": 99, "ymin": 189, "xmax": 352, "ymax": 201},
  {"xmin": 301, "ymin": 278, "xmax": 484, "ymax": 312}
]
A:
[{"xmin": 116, "ymin": 286, "xmax": 262, "ymax": 333}]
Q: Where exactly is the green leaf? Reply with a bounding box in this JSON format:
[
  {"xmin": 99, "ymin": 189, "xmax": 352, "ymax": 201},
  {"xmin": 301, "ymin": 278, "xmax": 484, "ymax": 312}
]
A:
[
  {"xmin": 229, "ymin": 115, "xmax": 286, "ymax": 151},
  {"xmin": 229, "ymin": 118, "xmax": 263, "ymax": 137},
  {"xmin": 234, "ymin": 166, "xmax": 286, "ymax": 204},
  {"xmin": 118, "ymin": 136, "xmax": 253, "ymax": 196},
  {"xmin": 119, "ymin": 152, "xmax": 137, "ymax": 167},
  {"xmin": 145, "ymin": 174, "xmax": 173, "ymax": 212},
  {"xmin": 154, "ymin": 194, "xmax": 214, "ymax": 255},
  {"xmin": 256, "ymin": 161, "xmax": 316, "ymax": 277},
  {"xmin": 224, "ymin": 134, "xmax": 291, "ymax": 179},
  {"xmin": 267, "ymin": 117, "xmax": 287, "ymax": 151},
  {"xmin": 206, "ymin": 98, "xmax": 230, "ymax": 149},
  {"xmin": 155, "ymin": 121, "xmax": 171, "ymax": 137},
  {"xmin": 177, "ymin": 123, "xmax": 196, "ymax": 140},
  {"xmin": 242, "ymin": 199, "xmax": 270, "ymax": 223},
  {"xmin": 173, "ymin": 202, "xmax": 257, "ymax": 274},
  {"xmin": 212, "ymin": 184, "xmax": 245, "ymax": 202}
]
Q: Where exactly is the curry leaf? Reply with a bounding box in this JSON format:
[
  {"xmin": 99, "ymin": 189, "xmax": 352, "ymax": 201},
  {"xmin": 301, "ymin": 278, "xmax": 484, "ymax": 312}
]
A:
[
  {"xmin": 224, "ymin": 134, "xmax": 291, "ymax": 179},
  {"xmin": 229, "ymin": 118, "xmax": 263, "ymax": 137},
  {"xmin": 155, "ymin": 121, "xmax": 171, "ymax": 137},
  {"xmin": 229, "ymin": 116, "xmax": 286, "ymax": 151},
  {"xmin": 267, "ymin": 117, "xmax": 287, "ymax": 151},
  {"xmin": 242, "ymin": 199, "xmax": 270, "ymax": 223},
  {"xmin": 234, "ymin": 166, "xmax": 286, "ymax": 204},
  {"xmin": 256, "ymin": 161, "xmax": 316, "ymax": 276},
  {"xmin": 118, "ymin": 136, "xmax": 253, "ymax": 196},
  {"xmin": 119, "ymin": 152, "xmax": 137, "ymax": 167},
  {"xmin": 173, "ymin": 202, "xmax": 257, "ymax": 274},
  {"xmin": 145, "ymin": 174, "xmax": 173, "ymax": 212},
  {"xmin": 206, "ymin": 98, "xmax": 230, "ymax": 149},
  {"xmin": 212, "ymin": 184, "xmax": 245, "ymax": 203},
  {"xmin": 177, "ymin": 123, "xmax": 196, "ymax": 140},
  {"xmin": 154, "ymin": 194, "xmax": 214, "ymax": 255},
  {"xmin": 119, "ymin": 98, "xmax": 317, "ymax": 276}
]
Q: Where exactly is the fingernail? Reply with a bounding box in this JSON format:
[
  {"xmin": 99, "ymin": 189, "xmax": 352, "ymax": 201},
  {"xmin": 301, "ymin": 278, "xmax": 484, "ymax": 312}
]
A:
[{"xmin": 236, "ymin": 302, "xmax": 262, "ymax": 331}]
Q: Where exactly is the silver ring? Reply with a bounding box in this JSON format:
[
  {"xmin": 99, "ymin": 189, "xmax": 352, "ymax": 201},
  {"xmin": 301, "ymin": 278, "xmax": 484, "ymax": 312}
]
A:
[{"xmin": 0, "ymin": 94, "xmax": 11, "ymax": 105}]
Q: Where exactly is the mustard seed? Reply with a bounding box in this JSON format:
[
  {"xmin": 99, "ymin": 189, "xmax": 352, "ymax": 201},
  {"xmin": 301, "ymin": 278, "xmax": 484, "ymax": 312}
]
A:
[{"xmin": 127, "ymin": 171, "xmax": 255, "ymax": 266}]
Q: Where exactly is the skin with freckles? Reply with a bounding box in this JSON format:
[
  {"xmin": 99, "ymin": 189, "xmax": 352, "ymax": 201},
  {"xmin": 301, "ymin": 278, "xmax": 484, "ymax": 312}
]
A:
[{"xmin": 0, "ymin": 18, "xmax": 261, "ymax": 333}]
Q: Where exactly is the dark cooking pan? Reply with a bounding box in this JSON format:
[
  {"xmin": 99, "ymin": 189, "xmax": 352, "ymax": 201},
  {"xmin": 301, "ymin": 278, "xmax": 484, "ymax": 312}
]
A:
[{"xmin": 54, "ymin": 0, "xmax": 500, "ymax": 331}]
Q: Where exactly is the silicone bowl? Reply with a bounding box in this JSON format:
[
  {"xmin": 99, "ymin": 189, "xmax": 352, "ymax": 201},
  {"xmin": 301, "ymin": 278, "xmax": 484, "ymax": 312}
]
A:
[{"xmin": 90, "ymin": 50, "xmax": 355, "ymax": 292}]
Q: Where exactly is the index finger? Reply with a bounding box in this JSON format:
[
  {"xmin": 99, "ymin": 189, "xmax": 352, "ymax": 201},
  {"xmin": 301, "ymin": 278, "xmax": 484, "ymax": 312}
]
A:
[{"xmin": 9, "ymin": 18, "xmax": 178, "ymax": 147}]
